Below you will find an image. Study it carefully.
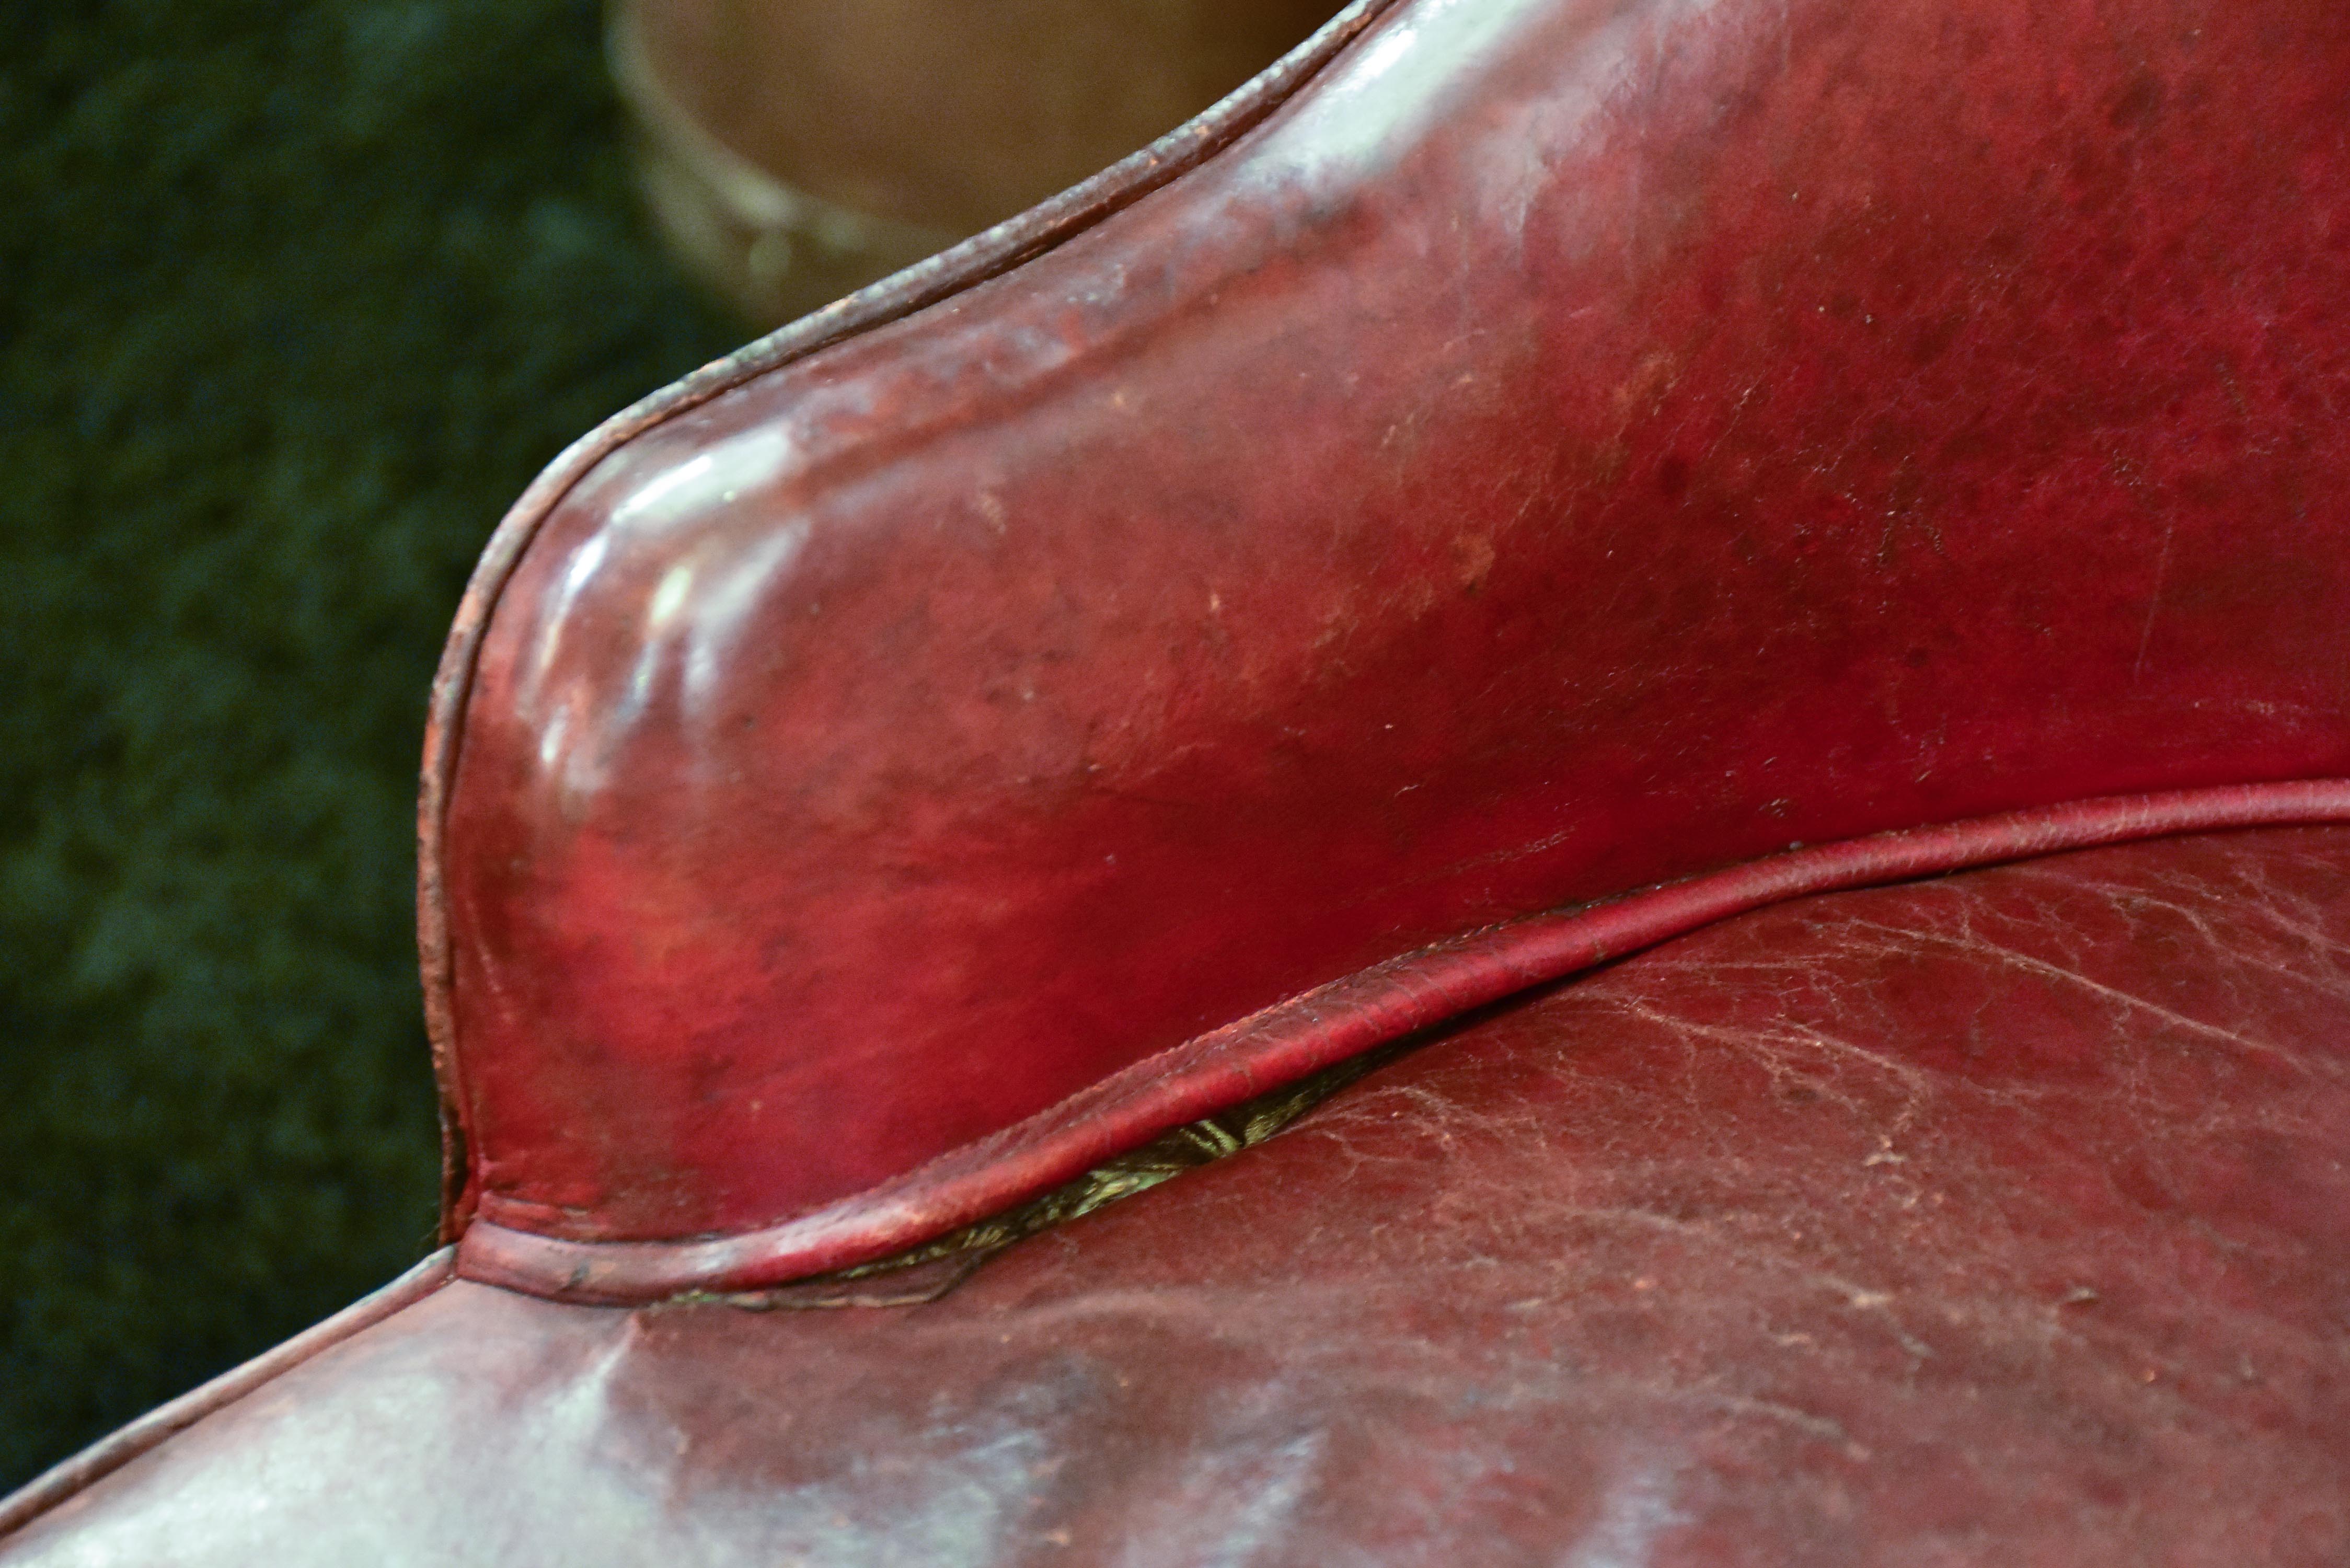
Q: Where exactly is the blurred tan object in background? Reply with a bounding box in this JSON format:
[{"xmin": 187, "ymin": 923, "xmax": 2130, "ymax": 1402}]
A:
[{"xmin": 612, "ymin": 0, "xmax": 1342, "ymax": 328}]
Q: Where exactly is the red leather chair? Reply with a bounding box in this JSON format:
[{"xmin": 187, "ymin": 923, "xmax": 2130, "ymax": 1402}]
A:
[{"xmin": 8, "ymin": 0, "xmax": 2349, "ymax": 1560}]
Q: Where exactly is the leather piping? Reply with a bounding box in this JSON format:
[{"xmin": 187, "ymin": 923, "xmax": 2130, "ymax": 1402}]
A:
[
  {"xmin": 414, "ymin": 0, "xmax": 1405, "ymax": 1241},
  {"xmin": 455, "ymin": 778, "xmax": 2350, "ymax": 1306},
  {"xmin": 0, "ymin": 1248, "xmax": 457, "ymax": 1544}
]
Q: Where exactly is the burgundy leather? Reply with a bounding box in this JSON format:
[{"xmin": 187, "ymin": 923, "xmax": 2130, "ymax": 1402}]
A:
[
  {"xmin": 14, "ymin": 0, "xmax": 2348, "ymax": 1553},
  {"xmin": 13, "ymin": 825, "xmax": 2350, "ymax": 1565},
  {"xmin": 454, "ymin": 781, "xmax": 2350, "ymax": 1299},
  {"xmin": 426, "ymin": 0, "xmax": 2350, "ymax": 1274}
]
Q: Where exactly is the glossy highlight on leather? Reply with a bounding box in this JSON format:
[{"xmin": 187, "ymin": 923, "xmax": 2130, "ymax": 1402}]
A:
[
  {"xmin": 415, "ymin": 0, "xmax": 1406, "ymax": 1236},
  {"xmin": 10, "ymin": 0, "xmax": 2350, "ymax": 1555},
  {"xmin": 427, "ymin": 0, "xmax": 2350, "ymax": 1263},
  {"xmin": 0, "ymin": 1250, "xmax": 457, "ymax": 1542}
]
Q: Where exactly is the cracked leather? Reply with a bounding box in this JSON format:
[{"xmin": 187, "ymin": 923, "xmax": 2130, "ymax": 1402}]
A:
[
  {"xmin": 433, "ymin": 0, "xmax": 2350, "ymax": 1248},
  {"xmin": 13, "ymin": 825, "xmax": 2349, "ymax": 1565}
]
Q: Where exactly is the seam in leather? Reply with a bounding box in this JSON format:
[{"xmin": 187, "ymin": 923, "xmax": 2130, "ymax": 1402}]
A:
[
  {"xmin": 0, "ymin": 1249, "xmax": 458, "ymax": 1546},
  {"xmin": 455, "ymin": 778, "xmax": 2350, "ymax": 1304}
]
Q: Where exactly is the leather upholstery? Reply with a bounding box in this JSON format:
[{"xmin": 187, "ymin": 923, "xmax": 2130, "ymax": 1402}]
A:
[
  {"xmin": 8, "ymin": 0, "xmax": 2349, "ymax": 1552},
  {"xmin": 451, "ymin": 782, "xmax": 2350, "ymax": 1300},
  {"xmin": 427, "ymin": 0, "xmax": 2350, "ymax": 1278},
  {"xmin": 10, "ymin": 825, "xmax": 2349, "ymax": 1564}
]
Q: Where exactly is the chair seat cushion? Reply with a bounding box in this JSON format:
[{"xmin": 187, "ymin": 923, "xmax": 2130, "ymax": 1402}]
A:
[{"xmin": 10, "ymin": 822, "xmax": 2349, "ymax": 1565}]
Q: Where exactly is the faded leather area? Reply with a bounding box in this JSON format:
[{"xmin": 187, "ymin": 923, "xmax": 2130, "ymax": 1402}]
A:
[{"xmin": 14, "ymin": 824, "xmax": 2349, "ymax": 1565}]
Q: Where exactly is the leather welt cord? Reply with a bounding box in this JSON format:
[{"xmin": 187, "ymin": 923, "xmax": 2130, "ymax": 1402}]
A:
[
  {"xmin": 9, "ymin": 781, "xmax": 2341, "ymax": 1539},
  {"xmin": 456, "ymin": 777, "xmax": 2350, "ymax": 1306},
  {"xmin": 697, "ymin": 1038, "xmax": 1420, "ymax": 1312}
]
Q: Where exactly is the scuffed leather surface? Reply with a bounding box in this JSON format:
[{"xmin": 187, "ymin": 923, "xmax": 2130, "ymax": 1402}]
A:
[
  {"xmin": 19, "ymin": 825, "xmax": 2350, "ymax": 1565},
  {"xmin": 436, "ymin": 0, "xmax": 2350, "ymax": 1242}
]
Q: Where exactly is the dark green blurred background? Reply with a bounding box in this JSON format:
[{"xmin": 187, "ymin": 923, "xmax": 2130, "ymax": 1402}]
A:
[{"xmin": 2, "ymin": 0, "xmax": 737, "ymax": 1488}]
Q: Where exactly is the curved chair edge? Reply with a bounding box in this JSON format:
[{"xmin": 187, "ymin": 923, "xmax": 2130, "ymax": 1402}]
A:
[{"xmin": 0, "ymin": 1248, "xmax": 459, "ymax": 1545}]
